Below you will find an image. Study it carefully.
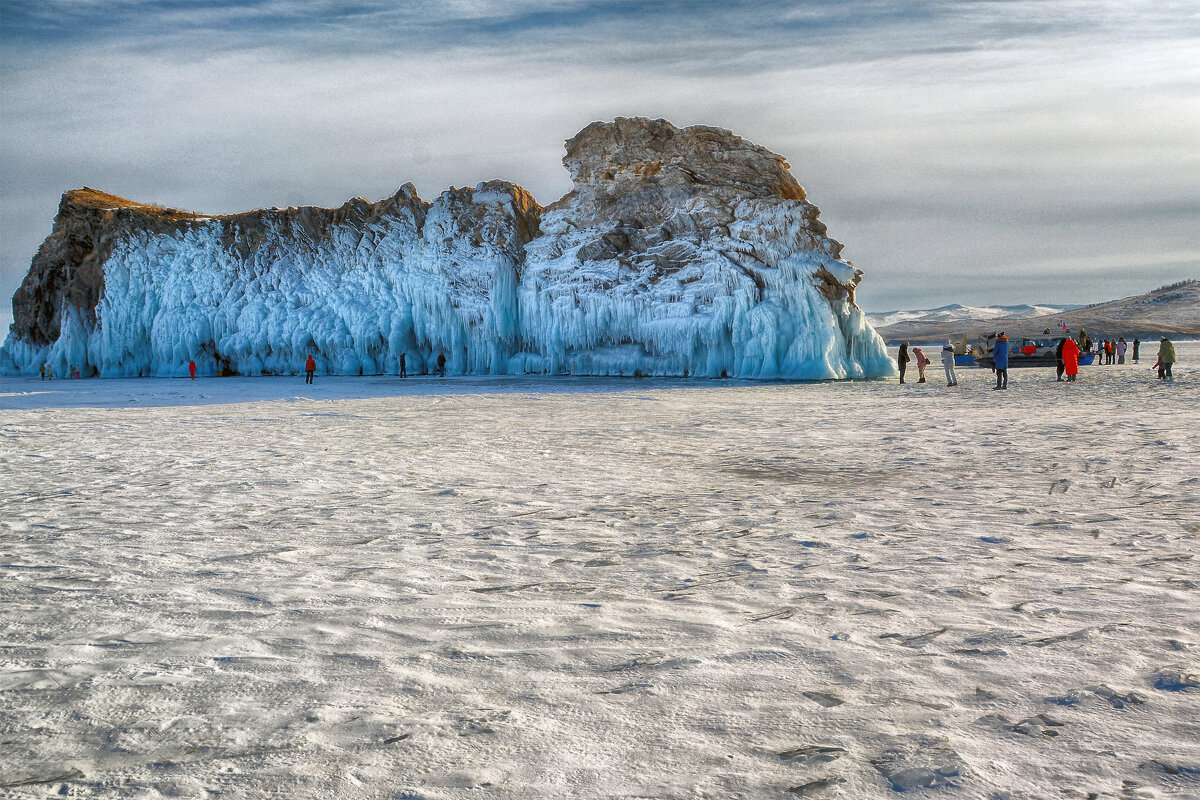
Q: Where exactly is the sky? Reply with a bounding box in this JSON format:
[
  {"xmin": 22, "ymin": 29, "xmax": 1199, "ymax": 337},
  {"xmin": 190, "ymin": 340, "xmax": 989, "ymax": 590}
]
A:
[{"xmin": 1, "ymin": 0, "xmax": 1198, "ymax": 325}]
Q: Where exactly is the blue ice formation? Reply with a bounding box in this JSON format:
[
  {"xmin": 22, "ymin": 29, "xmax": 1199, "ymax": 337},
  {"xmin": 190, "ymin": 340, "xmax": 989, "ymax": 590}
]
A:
[{"xmin": 2, "ymin": 118, "xmax": 894, "ymax": 380}]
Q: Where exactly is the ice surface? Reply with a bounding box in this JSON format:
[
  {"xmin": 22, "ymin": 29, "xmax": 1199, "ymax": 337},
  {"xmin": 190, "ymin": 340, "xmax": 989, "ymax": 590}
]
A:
[{"xmin": 1, "ymin": 345, "xmax": 1198, "ymax": 798}]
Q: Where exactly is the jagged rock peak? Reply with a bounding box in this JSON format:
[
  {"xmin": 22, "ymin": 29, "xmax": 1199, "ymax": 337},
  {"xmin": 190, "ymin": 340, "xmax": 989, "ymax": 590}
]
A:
[{"xmin": 562, "ymin": 117, "xmax": 806, "ymax": 202}]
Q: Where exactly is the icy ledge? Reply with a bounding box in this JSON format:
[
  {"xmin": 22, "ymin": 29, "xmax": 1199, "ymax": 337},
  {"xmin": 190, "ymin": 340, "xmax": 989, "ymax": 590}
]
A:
[{"xmin": 2, "ymin": 117, "xmax": 894, "ymax": 379}]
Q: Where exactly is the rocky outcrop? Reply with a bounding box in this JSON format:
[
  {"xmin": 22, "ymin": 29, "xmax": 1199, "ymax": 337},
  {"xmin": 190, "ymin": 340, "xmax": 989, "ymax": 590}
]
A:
[{"xmin": 2, "ymin": 117, "xmax": 892, "ymax": 380}]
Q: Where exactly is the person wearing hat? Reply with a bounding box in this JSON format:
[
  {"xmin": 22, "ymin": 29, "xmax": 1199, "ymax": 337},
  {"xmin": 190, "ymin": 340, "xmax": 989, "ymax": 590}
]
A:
[
  {"xmin": 941, "ymin": 342, "xmax": 957, "ymax": 386},
  {"xmin": 992, "ymin": 332, "xmax": 1009, "ymax": 390},
  {"xmin": 897, "ymin": 342, "xmax": 910, "ymax": 384},
  {"xmin": 912, "ymin": 346, "xmax": 930, "ymax": 383}
]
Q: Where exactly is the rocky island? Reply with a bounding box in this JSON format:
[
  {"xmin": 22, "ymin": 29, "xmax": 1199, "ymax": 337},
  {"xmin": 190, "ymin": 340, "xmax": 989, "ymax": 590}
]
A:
[{"xmin": 2, "ymin": 117, "xmax": 892, "ymax": 379}]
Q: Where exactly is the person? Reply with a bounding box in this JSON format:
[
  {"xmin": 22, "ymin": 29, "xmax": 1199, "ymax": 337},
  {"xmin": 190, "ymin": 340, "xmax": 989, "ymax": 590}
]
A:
[
  {"xmin": 1106, "ymin": 340, "xmax": 1115, "ymax": 365},
  {"xmin": 1062, "ymin": 336, "xmax": 1080, "ymax": 382},
  {"xmin": 912, "ymin": 346, "xmax": 929, "ymax": 383},
  {"xmin": 1116, "ymin": 338, "xmax": 1127, "ymax": 364},
  {"xmin": 941, "ymin": 342, "xmax": 957, "ymax": 386},
  {"xmin": 188, "ymin": 360, "xmax": 196, "ymax": 380},
  {"xmin": 304, "ymin": 354, "xmax": 316, "ymax": 384},
  {"xmin": 992, "ymin": 332, "xmax": 1009, "ymax": 390},
  {"xmin": 436, "ymin": 352, "xmax": 447, "ymax": 377},
  {"xmin": 1055, "ymin": 338, "xmax": 1066, "ymax": 381},
  {"xmin": 1158, "ymin": 337, "xmax": 1176, "ymax": 381},
  {"xmin": 46, "ymin": 364, "xmax": 52, "ymax": 380},
  {"xmin": 1132, "ymin": 338, "xmax": 1141, "ymax": 363},
  {"xmin": 399, "ymin": 352, "xmax": 407, "ymax": 378},
  {"xmin": 897, "ymin": 342, "xmax": 910, "ymax": 384},
  {"xmin": 39, "ymin": 363, "xmax": 46, "ymax": 381}
]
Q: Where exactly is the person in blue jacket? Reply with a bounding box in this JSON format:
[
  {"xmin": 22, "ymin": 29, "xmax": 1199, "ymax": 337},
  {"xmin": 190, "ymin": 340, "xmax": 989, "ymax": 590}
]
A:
[{"xmin": 992, "ymin": 332, "xmax": 1010, "ymax": 390}]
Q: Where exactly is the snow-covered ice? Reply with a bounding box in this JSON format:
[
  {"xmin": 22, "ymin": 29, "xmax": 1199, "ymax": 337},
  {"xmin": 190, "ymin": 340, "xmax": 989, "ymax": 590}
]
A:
[{"xmin": 1, "ymin": 345, "xmax": 1198, "ymax": 798}]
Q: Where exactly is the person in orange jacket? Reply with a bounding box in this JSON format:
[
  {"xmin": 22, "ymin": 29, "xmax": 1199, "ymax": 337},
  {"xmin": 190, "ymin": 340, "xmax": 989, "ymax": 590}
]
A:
[
  {"xmin": 305, "ymin": 354, "xmax": 316, "ymax": 384},
  {"xmin": 188, "ymin": 360, "xmax": 196, "ymax": 380},
  {"xmin": 1062, "ymin": 337, "xmax": 1080, "ymax": 382}
]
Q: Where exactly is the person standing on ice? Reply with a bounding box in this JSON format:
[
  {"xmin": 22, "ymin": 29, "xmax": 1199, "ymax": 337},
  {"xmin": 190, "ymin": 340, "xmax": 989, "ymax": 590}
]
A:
[
  {"xmin": 1062, "ymin": 337, "xmax": 1080, "ymax": 382},
  {"xmin": 304, "ymin": 354, "xmax": 316, "ymax": 384},
  {"xmin": 1133, "ymin": 338, "xmax": 1141, "ymax": 363},
  {"xmin": 1116, "ymin": 338, "xmax": 1127, "ymax": 364},
  {"xmin": 188, "ymin": 360, "xmax": 196, "ymax": 380},
  {"xmin": 912, "ymin": 346, "xmax": 930, "ymax": 383},
  {"xmin": 992, "ymin": 332, "xmax": 1009, "ymax": 390},
  {"xmin": 941, "ymin": 342, "xmax": 957, "ymax": 386},
  {"xmin": 897, "ymin": 342, "xmax": 910, "ymax": 384},
  {"xmin": 39, "ymin": 363, "xmax": 45, "ymax": 381},
  {"xmin": 1157, "ymin": 338, "xmax": 1176, "ymax": 381},
  {"xmin": 436, "ymin": 352, "xmax": 447, "ymax": 377},
  {"xmin": 399, "ymin": 352, "xmax": 407, "ymax": 378},
  {"xmin": 1055, "ymin": 338, "xmax": 1067, "ymax": 381}
]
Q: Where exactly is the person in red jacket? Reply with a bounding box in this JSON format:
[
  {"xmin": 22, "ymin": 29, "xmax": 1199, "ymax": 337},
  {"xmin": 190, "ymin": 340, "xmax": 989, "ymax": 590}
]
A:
[
  {"xmin": 1062, "ymin": 337, "xmax": 1080, "ymax": 382},
  {"xmin": 305, "ymin": 354, "xmax": 316, "ymax": 384},
  {"xmin": 188, "ymin": 360, "xmax": 196, "ymax": 380}
]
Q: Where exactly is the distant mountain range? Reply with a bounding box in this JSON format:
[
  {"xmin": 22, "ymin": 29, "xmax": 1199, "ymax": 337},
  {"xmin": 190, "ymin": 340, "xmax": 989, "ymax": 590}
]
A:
[
  {"xmin": 872, "ymin": 280, "xmax": 1200, "ymax": 343},
  {"xmin": 867, "ymin": 303, "xmax": 1082, "ymax": 329}
]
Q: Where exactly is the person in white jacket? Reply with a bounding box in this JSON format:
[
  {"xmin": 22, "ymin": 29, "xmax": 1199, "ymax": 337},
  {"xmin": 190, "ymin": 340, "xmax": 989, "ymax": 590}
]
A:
[{"xmin": 941, "ymin": 342, "xmax": 958, "ymax": 386}]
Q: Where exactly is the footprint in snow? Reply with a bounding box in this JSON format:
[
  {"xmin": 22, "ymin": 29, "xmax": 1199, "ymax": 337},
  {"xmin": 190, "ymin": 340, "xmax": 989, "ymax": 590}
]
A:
[
  {"xmin": 786, "ymin": 776, "xmax": 845, "ymax": 796},
  {"xmin": 1140, "ymin": 759, "xmax": 1200, "ymax": 778},
  {"xmin": 597, "ymin": 682, "xmax": 652, "ymax": 695},
  {"xmin": 608, "ymin": 654, "xmax": 700, "ymax": 672},
  {"xmin": 802, "ymin": 691, "xmax": 844, "ymax": 708},
  {"xmin": 1009, "ymin": 714, "xmax": 1066, "ymax": 737},
  {"xmin": 1152, "ymin": 667, "xmax": 1200, "ymax": 691},
  {"xmin": 1053, "ymin": 686, "xmax": 1148, "ymax": 709},
  {"xmin": 1094, "ymin": 684, "xmax": 1148, "ymax": 709},
  {"xmin": 778, "ymin": 745, "xmax": 846, "ymax": 766},
  {"xmin": 871, "ymin": 741, "xmax": 964, "ymax": 792},
  {"xmin": 880, "ymin": 627, "xmax": 947, "ymax": 648}
]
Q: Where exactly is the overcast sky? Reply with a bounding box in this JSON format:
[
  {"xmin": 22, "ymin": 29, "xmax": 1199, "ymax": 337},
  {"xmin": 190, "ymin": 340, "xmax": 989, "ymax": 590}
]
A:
[{"xmin": 2, "ymin": 0, "xmax": 1198, "ymax": 322}]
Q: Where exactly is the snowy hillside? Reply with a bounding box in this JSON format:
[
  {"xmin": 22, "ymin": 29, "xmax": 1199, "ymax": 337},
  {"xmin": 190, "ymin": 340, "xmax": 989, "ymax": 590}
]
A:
[
  {"xmin": 874, "ymin": 281, "xmax": 1200, "ymax": 343},
  {"xmin": 867, "ymin": 303, "xmax": 1079, "ymax": 329},
  {"xmin": 1, "ymin": 118, "xmax": 893, "ymax": 381}
]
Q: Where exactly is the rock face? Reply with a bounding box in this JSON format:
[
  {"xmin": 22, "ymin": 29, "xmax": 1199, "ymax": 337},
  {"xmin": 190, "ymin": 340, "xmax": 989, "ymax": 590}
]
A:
[{"xmin": 1, "ymin": 117, "xmax": 893, "ymax": 379}]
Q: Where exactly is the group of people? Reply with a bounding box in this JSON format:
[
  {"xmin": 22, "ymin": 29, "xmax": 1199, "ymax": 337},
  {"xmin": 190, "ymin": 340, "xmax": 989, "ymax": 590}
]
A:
[
  {"xmin": 1093, "ymin": 337, "xmax": 1135, "ymax": 365},
  {"xmin": 897, "ymin": 334, "xmax": 1179, "ymax": 387},
  {"xmin": 38, "ymin": 364, "xmax": 84, "ymax": 379},
  {"xmin": 1083, "ymin": 335, "xmax": 1176, "ymax": 380},
  {"xmin": 896, "ymin": 343, "xmax": 952, "ymax": 386},
  {"xmin": 299, "ymin": 351, "xmax": 447, "ymax": 383}
]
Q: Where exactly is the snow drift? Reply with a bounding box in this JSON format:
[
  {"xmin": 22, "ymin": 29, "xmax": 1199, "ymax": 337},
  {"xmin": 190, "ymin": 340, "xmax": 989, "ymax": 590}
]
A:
[{"xmin": 2, "ymin": 117, "xmax": 893, "ymax": 379}]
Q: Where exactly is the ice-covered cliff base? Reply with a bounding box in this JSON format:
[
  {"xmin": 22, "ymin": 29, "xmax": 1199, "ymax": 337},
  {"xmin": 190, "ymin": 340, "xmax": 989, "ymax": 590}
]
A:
[{"xmin": 2, "ymin": 117, "xmax": 894, "ymax": 379}]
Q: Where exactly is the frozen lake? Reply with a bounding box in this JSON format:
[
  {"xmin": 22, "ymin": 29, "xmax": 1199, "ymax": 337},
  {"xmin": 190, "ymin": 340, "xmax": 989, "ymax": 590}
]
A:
[{"xmin": 2, "ymin": 345, "xmax": 1198, "ymax": 798}]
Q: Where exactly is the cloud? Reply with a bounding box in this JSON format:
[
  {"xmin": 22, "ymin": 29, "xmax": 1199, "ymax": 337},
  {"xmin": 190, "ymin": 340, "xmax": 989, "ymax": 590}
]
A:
[{"xmin": 2, "ymin": 0, "xmax": 1198, "ymax": 314}]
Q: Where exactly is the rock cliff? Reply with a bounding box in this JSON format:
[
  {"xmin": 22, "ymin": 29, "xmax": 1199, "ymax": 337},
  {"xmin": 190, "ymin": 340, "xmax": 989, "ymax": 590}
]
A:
[{"xmin": 2, "ymin": 117, "xmax": 892, "ymax": 379}]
